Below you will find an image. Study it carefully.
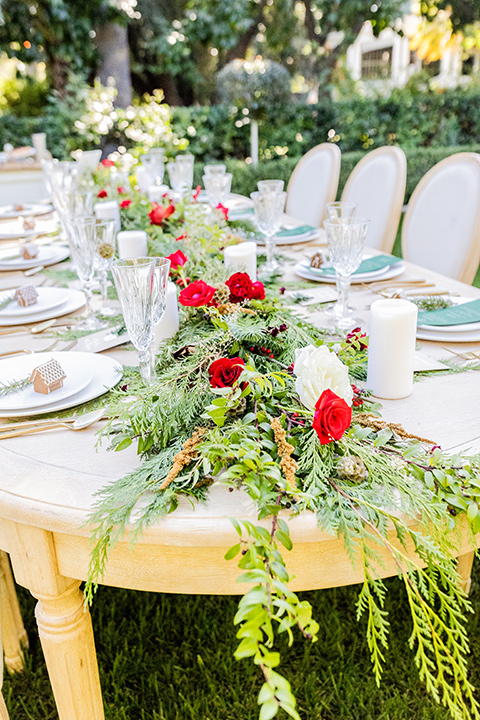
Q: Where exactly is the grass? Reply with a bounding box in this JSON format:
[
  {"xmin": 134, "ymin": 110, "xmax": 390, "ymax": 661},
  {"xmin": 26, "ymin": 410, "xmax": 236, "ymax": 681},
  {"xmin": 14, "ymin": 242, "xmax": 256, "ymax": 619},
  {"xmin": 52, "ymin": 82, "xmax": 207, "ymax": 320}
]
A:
[{"xmin": 4, "ymin": 561, "xmax": 480, "ymax": 719}]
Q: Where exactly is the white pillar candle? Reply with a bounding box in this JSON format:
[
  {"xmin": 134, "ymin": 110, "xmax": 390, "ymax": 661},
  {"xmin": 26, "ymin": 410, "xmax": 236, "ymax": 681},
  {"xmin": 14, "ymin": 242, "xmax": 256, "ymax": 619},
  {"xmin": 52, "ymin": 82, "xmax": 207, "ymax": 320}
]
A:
[
  {"xmin": 367, "ymin": 298, "xmax": 418, "ymax": 399},
  {"xmin": 224, "ymin": 242, "xmax": 257, "ymax": 282},
  {"xmin": 94, "ymin": 200, "xmax": 121, "ymax": 232},
  {"xmin": 148, "ymin": 184, "xmax": 169, "ymax": 203},
  {"xmin": 154, "ymin": 281, "xmax": 179, "ymax": 350},
  {"xmin": 117, "ymin": 230, "xmax": 148, "ymax": 259},
  {"xmin": 32, "ymin": 133, "xmax": 47, "ymax": 161}
]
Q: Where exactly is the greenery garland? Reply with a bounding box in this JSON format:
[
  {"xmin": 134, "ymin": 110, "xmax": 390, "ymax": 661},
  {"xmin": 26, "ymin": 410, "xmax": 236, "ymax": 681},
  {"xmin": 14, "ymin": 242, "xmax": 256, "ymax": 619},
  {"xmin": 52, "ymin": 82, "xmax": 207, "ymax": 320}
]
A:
[{"xmin": 85, "ymin": 167, "xmax": 480, "ymax": 720}]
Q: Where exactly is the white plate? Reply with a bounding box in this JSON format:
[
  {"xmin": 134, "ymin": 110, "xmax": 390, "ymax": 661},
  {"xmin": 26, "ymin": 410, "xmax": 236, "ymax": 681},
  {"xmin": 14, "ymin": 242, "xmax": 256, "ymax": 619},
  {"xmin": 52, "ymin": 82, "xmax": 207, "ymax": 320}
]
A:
[
  {"xmin": 294, "ymin": 261, "xmax": 405, "ymax": 284},
  {"xmin": 0, "ymin": 244, "xmax": 69, "ymax": 271},
  {"xmin": 256, "ymin": 229, "xmax": 320, "ymax": 246},
  {"xmin": 0, "ymin": 289, "xmax": 85, "ymax": 326},
  {"xmin": 0, "ymin": 287, "xmax": 70, "ymax": 318},
  {"xmin": 417, "ymin": 297, "xmax": 480, "ymax": 333},
  {"xmin": 0, "ymin": 217, "xmax": 59, "ymax": 241},
  {"xmin": 0, "ymin": 353, "xmax": 122, "ymax": 418},
  {"xmin": 298, "ymin": 260, "xmax": 388, "ymax": 281},
  {"xmin": 416, "ymin": 327, "xmax": 480, "ymax": 343},
  {"xmin": 0, "ymin": 203, "xmax": 53, "ymax": 220},
  {"xmin": 0, "ymin": 353, "xmax": 92, "ymax": 411}
]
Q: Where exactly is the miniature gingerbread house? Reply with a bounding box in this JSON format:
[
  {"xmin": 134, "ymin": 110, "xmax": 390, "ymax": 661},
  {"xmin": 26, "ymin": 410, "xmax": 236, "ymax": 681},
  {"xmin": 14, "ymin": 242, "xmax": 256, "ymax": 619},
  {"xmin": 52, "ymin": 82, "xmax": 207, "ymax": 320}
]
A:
[
  {"xmin": 22, "ymin": 218, "xmax": 36, "ymax": 231},
  {"xmin": 29, "ymin": 359, "xmax": 66, "ymax": 395},
  {"xmin": 14, "ymin": 285, "xmax": 38, "ymax": 307},
  {"xmin": 22, "ymin": 243, "xmax": 39, "ymax": 260}
]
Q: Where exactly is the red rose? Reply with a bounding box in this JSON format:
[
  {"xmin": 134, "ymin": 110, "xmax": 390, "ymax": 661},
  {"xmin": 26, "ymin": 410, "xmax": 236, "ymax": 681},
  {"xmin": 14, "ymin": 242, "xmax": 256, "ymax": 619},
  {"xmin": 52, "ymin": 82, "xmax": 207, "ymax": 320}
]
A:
[
  {"xmin": 179, "ymin": 279, "xmax": 216, "ymax": 307},
  {"xmin": 120, "ymin": 199, "xmax": 131, "ymax": 209},
  {"xmin": 97, "ymin": 189, "xmax": 108, "ymax": 198},
  {"xmin": 250, "ymin": 281, "xmax": 265, "ymax": 300},
  {"xmin": 193, "ymin": 185, "xmax": 201, "ymax": 202},
  {"xmin": 167, "ymin": 249, "xmax": 188, "ymax": 270},
  {"xmin": 209, "ymin": 357, "xmax": 245, "ymax": 388},
  {"xmin": 101, "ymin": 158, "xmax": 115, "ymax": 167},
  {"xmin": 149, "ymin": 202, "xmax": 175, "ymax": 225},
  {"xmin": 175, "ymin": 232, "xmax": 187, "ymax": 242},
  {"xmin": 312, "ymin": 389, "xmax": 352, "ymax": 445},
  {"xmin": 216, "ymin": 203, "xmax": 229, "ymax": 220},
  {"xmin": 117, "ymin": 186, "xmax": 125, "ymax": 194},
  {"xmin": 226, "ymin": 272, "xmax": 253, "ymax": 303}
]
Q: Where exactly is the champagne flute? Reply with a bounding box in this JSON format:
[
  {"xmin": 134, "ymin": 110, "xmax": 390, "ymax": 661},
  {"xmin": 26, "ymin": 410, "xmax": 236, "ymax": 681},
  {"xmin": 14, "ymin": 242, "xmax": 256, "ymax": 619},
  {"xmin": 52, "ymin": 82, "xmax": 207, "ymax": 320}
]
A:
[
  {"xmin": 94, "ymin": 220, "xmax": 117, "ymax": 316},
  {"xmin": 111, "ymin": 258, "xmax": 157, "ymax": 384},
  {"xmin": 324, "ymin": 202, "xmax": 358, "ymax": 318},
  {"xmin": 324, "ymin": 218, "xmax": 370, "ymax": 331},
  {"xmin": 250, "ymin": 190, "xmax": 286, "ymax": 278},
  {"xmin": 148, "ymin": 257, "xmax": 171, "ymax": 378}
]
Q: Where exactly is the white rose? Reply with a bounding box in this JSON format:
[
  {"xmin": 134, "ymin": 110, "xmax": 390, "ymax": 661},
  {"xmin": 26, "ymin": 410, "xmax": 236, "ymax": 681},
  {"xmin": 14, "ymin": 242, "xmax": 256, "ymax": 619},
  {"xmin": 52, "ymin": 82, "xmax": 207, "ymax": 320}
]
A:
[{"xmin": 294, "ymin": 344, "xmax": 353, "ymax": 411}]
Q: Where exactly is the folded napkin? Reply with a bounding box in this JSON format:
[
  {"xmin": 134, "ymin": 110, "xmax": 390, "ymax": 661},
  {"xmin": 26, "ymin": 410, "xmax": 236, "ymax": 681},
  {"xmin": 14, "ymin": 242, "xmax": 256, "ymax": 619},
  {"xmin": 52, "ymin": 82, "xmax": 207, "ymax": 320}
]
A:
[
  {"xmin": 307, "ymin": 254, "xmax": 397, "ymax": 276},
  {"xmin": 277, "ymin": 224, "xmax": 316, "ymax": 238},
  {"xmin": 229, "ymin": 206, "xmax": 254, "ymax": 216},
  {"xmin": 417, "ymin": 298, "xmax": 480, "ymax": 327}
]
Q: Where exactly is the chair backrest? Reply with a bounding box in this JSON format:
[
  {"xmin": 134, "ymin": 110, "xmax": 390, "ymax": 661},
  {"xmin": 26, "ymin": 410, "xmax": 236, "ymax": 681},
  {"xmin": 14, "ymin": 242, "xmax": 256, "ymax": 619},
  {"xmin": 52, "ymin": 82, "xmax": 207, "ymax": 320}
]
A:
[
  {"xmin": 286, "ymin": 143, "xmax": 341, "ymax": 227},
  {"xmin": 341, "ymin": 146, "xmax": 406, "ymax": 253},
  {"xmin": 402, "ymin": 153, "xmax": 480, "ymax": 285}
]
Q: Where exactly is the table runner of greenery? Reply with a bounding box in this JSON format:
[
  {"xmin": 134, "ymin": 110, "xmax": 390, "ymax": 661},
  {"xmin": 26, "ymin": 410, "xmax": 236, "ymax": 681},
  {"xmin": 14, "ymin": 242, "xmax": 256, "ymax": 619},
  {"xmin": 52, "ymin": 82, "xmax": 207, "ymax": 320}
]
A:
[{"xmin": 80, "ymin": 174, "xmax": 480, "ymax": 720}]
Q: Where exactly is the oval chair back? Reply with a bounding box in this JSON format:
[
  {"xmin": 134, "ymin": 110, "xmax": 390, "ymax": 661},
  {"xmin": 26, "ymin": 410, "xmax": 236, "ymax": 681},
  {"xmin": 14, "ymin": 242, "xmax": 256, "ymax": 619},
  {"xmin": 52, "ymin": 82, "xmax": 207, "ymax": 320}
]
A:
[{"xmin": 286, "ymin": 143, "xmax": 341, "ymax": 227}]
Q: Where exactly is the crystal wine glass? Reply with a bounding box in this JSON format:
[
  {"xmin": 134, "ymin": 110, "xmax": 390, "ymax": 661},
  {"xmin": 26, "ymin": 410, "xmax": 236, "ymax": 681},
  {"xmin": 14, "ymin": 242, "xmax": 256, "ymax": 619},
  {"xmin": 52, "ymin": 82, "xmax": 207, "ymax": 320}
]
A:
[
  {"xmin": 324, "ymin": 218, "xmax": 370, "ymax": 331},
  {"xmin": 204, "ymin": 164, "xmax": 226, "ymax": 176},
  {"xmin": 257, "ymin": 179, "xmax": 285, "ymax": 194},
  {"xmin": 94, "ymin": 219, "xmax": 117, "ymax": 317},
  {"xmin": 167, "ymin": 155, "xmax": 194, "ymax": 198},
  {"xmin": 324, "ymin": 202, "xmax": 358, "ymax": 318},
  {"xmin": 250, "ymin": 190, "xmax": 287, "ymax": 278},
  {"xmin": 111, "ymin": 258, "xmax": 157, "ymax": 384},
  {"xmin": 203, "ymin": 172, "xmax": 232, "ymax": 208},
  {"xmin": 65, "ymin": 216, "xmax": 108, "ymax": 331}
]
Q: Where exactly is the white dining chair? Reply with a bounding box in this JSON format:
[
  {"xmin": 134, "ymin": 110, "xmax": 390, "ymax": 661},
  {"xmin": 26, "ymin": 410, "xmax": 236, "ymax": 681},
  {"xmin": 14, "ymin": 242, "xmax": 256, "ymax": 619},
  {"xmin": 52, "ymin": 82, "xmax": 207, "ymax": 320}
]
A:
[
  {"xmin": 286, "ymin": 143, "xmax": 341, "ymax": 227},
  {"xmin": 402, "ymin": 152, "xmax": 480, "ymax": 285},
  {"xmin": 341, "ymin": 146, "xmax": 406, "ymax": 253}
]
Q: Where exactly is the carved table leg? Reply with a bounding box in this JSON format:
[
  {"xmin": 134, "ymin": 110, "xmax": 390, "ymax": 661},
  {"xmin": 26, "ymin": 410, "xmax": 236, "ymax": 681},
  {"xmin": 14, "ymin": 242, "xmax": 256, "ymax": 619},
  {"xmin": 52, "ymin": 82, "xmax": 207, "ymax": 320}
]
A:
[
  {"xmin": 0, "ymin": 551, "xmax": 28, "ymax": 674},
  {"xmin": 3, "ymin": 521, "xmax": 105, "ymax": 720},
  {"xmin": 457, "ymin": 551, "xmax": 475, "ymax": 595}
]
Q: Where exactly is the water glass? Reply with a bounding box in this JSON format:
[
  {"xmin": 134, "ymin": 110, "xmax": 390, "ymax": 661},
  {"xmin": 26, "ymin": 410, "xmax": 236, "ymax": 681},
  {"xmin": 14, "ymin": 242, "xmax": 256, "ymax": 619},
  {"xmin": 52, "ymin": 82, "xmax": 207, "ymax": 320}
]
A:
[
  {"xmin": 66, "ymin": 216, "xmax": 108, "ymax": 331},
  {"xmin": 141, "ymin": 149, "xmax": 165, "ymax": 186},
  {"xmin": 111, "ymin": 258, "xmax": 157, "ymax": 384},
  {"xmin": 167, "ymin": 156, "xmax": 194, "ymax": 197},
  {"xmin": 149, "ymin": 257, "xmax": 171, "ymax": 377},
  {"xmin": 94, "ymin": 220, "xmax": 117, "ymax": 316},
  {"xmin": 324, "ymin": 202, "xmax": 358, "ymax": 318},
  {"xmin": 257, "ymin": 179, "xmax": 284, "ymax": 194},
  {"xmin": 203, "ymin": 172, "xmax": 232, "ymax": 208},
  {"xmin": 324, "ymin": 218, "xmax": 370, "ymax": 331},
  {"xmin": 204, "ymin": 164, "xmax": 226, "ymax": 176},
  {"xmin": 250, "ymin": 190, "xmax": 287, "ymax": 278}
]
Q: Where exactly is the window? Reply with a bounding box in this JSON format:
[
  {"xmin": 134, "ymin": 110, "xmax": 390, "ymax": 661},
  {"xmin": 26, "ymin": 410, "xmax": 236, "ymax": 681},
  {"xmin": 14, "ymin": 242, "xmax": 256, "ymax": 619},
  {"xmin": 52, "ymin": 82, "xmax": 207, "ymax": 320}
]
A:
[{"xmin": 361, "ymin": 46, "xmax": 393, "ymax": 79}]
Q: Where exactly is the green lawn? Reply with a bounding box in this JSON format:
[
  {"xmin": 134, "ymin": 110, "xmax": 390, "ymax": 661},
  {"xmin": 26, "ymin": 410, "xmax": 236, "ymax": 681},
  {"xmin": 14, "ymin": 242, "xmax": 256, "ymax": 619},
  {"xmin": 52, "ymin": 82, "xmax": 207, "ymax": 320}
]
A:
[{"xmin": 4, "ymin": 562, "xmax": 480, "ymax": 719}]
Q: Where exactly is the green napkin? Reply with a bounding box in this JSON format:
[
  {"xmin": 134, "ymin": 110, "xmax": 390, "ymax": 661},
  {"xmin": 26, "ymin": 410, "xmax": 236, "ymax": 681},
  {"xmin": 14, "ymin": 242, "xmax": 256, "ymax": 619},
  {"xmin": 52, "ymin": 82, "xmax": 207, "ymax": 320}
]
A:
[
  {"xmin": 229, "ymin": 206, "xmax": 254, "ymax": 216},
  {"xmin": 310, "ymin": 254, "xmax": 398, "ymax": 276},
  {"xmin": 276, "ymin": 224, "xmax": 316, "ymax": 238},
  {"xmin": 417, "ymin": 299, "xmax": 480, "ymax": 327}
]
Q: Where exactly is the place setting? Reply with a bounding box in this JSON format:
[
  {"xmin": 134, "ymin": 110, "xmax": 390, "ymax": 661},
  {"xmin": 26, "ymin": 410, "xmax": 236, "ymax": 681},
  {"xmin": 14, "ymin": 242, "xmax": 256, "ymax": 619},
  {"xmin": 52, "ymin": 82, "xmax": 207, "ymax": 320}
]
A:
[
  {"xmin": 0, "ymin": 241, "xmax": 69, "ymax": 271},
  {"xmin": 0, "ymin": 285, "xmax": 86, "ymax": 326},
  {"xmin": 0, "ymin": 215, "xmax": 59, "ymax": 241},
  {"xmin": 415, "ymin": 296, "xmax": 480, "ymax": 342},
  {"xmin": 0, "ymin": 202, "xmax": 54, "ymax": 220}
]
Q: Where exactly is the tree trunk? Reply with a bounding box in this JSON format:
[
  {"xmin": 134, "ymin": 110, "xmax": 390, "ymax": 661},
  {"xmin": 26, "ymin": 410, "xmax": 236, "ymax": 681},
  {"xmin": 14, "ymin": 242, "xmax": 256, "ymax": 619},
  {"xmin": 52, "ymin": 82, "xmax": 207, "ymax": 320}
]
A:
[
  {"xmin": 224, "ymin": 0, "xmax": 268, "ymax": 63},
  {"xmin": 95, "ymin": 22, "xmax": 133, "ymax": 108}
]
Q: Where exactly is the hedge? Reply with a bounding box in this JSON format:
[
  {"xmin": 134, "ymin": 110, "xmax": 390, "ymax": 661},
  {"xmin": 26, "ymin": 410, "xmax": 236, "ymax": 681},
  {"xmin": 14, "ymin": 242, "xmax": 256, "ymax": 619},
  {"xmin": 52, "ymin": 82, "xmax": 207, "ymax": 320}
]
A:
[{"xmin": 194, "ymin": 145, "xmax": 480, "ymax": 205}]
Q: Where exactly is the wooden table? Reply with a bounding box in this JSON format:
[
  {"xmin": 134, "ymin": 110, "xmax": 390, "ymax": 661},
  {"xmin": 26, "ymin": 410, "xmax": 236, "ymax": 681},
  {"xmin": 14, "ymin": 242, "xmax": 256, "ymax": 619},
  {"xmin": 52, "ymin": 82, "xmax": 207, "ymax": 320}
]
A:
[{"xmin": 0, "ymin": 255, "xmax": 479, "ymax": 720}]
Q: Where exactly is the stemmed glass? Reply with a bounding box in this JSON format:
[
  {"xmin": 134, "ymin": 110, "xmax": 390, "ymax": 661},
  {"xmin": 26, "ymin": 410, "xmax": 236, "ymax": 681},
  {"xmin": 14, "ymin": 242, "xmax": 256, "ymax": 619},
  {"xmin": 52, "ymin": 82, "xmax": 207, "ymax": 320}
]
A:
[
  {"xmin": 324, "ymin": 201, "xmax": 358, "ymax": 318},
  {"xmin": 167, "ymin": 154, "xmax": 194, "ymax": 198},
  {"xmin": 141, "ymin": 149, "xmax": 165, "ymax": 186},
  {"xmin": 65, "ymin": 216, "xmax": 108, "ymax": 331},
  {"xmin": 257, "ymin": 180, "xmax": 284, "ymax": 194},
  {"xmin": 204, "ymin": 164, "xmax": 226, "ymax": 176},
  {"xmin": 324, "ymin": 218, "xmax": 370, "ymax": 331},
  {"xmin": 94, "ymin": 220, "xmax": 117, "ymax": 317},
  {"xmin": 149, "ymin": 257, "xmax": 171, "ymax": 378},
  {"xmin": 111, "ymin": 258, "xmax": 157, "ymax": 383},
  {"xmin": 250, "ymin": 190, "xmax": 287, "ymax": 278},
  {"xmin": 203, "ymin": 172, "xmax": 232, "ymax": 208}
]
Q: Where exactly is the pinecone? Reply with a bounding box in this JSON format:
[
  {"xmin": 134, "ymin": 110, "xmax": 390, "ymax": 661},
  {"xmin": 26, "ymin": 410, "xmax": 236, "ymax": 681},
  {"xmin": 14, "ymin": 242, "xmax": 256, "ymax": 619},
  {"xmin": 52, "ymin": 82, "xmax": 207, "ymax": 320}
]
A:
[
  {"xmin": 214, "ymin": 283, "xmax": 230, "ymax": 304},
  {"xmin": 310, "ymin": 251, "xmax": 324, "ymax": 269},
  {"xmin": 337, "ymin": 455, "xmax": 368, "ymax": 483},
  {"xmin": 228, "ymin": 397, "xmax": 247, "ymax": 417},
  {"xmin": 97, "ymin": 241, "xmax": 115, "ymax": 259}
]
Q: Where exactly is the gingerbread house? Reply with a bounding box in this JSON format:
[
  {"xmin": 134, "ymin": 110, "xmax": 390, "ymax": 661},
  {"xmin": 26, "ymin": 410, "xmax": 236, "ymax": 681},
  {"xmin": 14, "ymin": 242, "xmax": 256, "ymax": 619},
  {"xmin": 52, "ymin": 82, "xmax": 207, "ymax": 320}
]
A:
[
  {"xmin": 22, "ymin": 218, "xmax": 36, "ymax": 231},
  {"xmin": 22, "ymin": 243, "xmax": 39, "ymax": 260},
  {"xmin": 29, "ymin": 359, "xmax": 66, "ymax": 395},
  {"xmin": 14, "ymin": 285, "xmax": 38, "ymax": 307}
]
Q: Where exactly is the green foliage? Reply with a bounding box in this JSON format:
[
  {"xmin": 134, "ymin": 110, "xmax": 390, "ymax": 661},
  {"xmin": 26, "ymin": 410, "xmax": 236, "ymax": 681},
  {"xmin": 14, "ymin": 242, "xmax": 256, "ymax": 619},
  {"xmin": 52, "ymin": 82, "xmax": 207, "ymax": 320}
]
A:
[{"xmin": 217, "ymin": 58, "xmax": 291, "ymax": 120}]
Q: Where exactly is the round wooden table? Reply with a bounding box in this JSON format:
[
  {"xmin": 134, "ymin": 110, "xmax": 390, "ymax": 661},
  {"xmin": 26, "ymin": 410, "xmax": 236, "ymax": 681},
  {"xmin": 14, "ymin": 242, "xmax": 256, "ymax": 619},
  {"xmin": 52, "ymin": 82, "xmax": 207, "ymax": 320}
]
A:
[{"xmin": 0, "ymin": 261, "xmax": 479, "ymax": 720}]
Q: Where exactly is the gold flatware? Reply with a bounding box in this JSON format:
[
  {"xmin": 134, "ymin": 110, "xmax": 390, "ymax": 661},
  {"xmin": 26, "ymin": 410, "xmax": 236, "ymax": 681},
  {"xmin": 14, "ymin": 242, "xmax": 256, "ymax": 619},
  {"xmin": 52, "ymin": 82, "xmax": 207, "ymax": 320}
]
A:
[
  {"xmin": 0, "ymin": 338, "xmax": 77, "ymax": 358},
  {"xmin": 0, "ymin": 408, "xmax": 104, "ymax": 440},
  {"xmin": 0, "ymin": 318, "xmax": 74, "ymax": 337}
]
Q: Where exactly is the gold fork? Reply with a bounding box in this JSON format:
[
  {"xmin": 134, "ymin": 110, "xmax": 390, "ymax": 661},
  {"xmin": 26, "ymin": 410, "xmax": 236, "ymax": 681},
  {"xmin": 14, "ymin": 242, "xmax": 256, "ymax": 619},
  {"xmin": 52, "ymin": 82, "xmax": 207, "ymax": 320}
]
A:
[{"xmin": 0, "ymin": 338, "xmax": 77, "ymax": 358}]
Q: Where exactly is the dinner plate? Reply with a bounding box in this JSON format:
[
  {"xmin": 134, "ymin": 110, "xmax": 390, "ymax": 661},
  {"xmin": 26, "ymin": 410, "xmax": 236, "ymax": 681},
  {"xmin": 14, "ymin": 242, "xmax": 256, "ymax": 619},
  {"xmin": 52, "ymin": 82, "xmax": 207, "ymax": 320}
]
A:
[
  {"xmin": 0, "ymin": 244, "xmax": 69, "ymax": 271},
  {"xmin": 417, "ymin": 297, "xmax": 480, "ymax": 333},
  {"xmin": 0, "ymin": 287, "xmax": 70, "ymax": 318},
  {"xmin": 416, "ymin": 327, "xmax": 480, "ymax": 343},
  {"xmin": 0, "ymin": 217, "xmax": 59, "ymax": 241},
  {"xmin": 257, "ymin": 229, "xmax": 320, "ymax": 246},
  {"xmin": 0, "ymin": 289, "xmax": 85, "ymax": 326},
  {"xmin": 0, "ymin": 203, "xmax": 53, "ymax": 220},
  {"xmin": 298, "ymin": 259, "xmax": 388, "ymax": 281},
  {"xmin": 0, "ymin": 353, "xmax": 92, "ymax": 411},
  {"xmin": 294, "ymin": 261, "xmax": 405, "ymax": 284},
  {"xmin": 0, "ymin": 352, "xmax": 123, "ymax": 418}
]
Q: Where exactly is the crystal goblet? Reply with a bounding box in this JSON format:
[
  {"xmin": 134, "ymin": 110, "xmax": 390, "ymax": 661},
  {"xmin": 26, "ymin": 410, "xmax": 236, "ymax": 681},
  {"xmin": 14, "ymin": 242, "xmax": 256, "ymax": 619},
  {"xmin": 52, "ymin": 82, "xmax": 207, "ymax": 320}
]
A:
[
  {"xmin": 324, "ymin": 218, "xmax": 370, "ymax": 331},
  {"xmin": 148, "ymin": 257, "xmax": 171, "ymax": 378},
  {"xmin": 250, "ymin": 190, "xmax": 287, "ymax": 278},
  {"xmin": 203, "ymin": 172, "xmax": 232, "ymax": 208},
  {"xmin": 257, "ymin": 179, "xmax": 285, "ymax": 194},
  {"xmin": 94, "ymin": 220, "xmax": 117, "ymax": 317},
  {"xmin": 111, "ymin": 258, "xmax": 157, "ymax": 384},
  {"xmin": 324, "ymin": 202, "xmax": 358, "ymax": 318},
  {"xmin": 65, "ymin": 216, "xmax": 108, "ymax": 331},
  {"xmin": 204, "ymin": 164, "xmax": 226, "ymax": 176}
]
